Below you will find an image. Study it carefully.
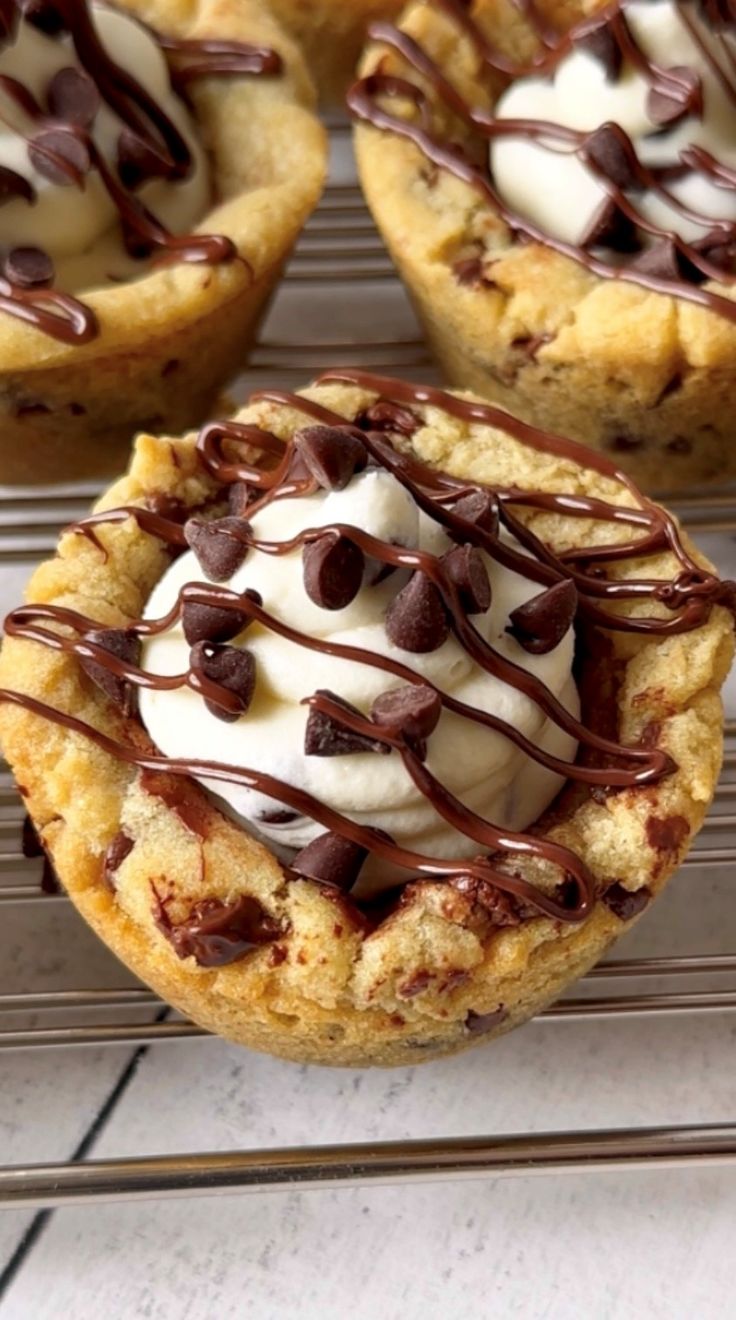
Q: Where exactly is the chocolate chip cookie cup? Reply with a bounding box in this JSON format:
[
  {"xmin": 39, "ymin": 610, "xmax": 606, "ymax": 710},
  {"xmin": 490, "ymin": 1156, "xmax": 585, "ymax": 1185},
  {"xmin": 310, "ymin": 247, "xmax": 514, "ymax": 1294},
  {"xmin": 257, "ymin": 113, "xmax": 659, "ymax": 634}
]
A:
[
  {"xmin": 1, "ymin": 372, "xmax": 733, "ymax": 1067},
  {"xmin": 266, "ymin": 0, "xmax": 403, "ymax": 101},
  {"xmin": 351, "ymin": 1, "xmax": 736, "ymax": 492},
  {"xmin": 0, "ymin": 0, "xmax": 325, "ymax": 484}
]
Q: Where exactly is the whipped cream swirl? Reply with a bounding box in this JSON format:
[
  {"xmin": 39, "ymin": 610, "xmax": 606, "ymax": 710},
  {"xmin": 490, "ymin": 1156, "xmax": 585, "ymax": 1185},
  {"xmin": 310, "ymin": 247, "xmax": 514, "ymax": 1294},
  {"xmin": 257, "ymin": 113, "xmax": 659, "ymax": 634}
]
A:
[{"xmin": 140, "ymin": 465, "xmax": 579, "ymax": 893}]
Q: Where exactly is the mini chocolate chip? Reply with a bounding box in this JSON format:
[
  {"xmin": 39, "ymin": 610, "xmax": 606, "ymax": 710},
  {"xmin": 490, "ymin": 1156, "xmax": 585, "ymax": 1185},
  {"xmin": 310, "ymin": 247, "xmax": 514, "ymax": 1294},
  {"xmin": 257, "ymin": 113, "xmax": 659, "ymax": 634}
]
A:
[
  {"xmin": 292, "ymin": 832, "xmax": 367, "ymax": 891},
  {"xmin": 81, "ymin": 628, "xmax": 140, "ymax": 716},
  {"xmin": 2, "ymin": 246, "xmax": 54, "ymax": 288},
  {"xmin": 573, "ymin": 15, "xmax": 622, "ymax": 80},
  {"xmin": 0, "ymin": 165, "xmax": 35, "ymax": 207},
  {"xmin": 511, "ymin": 332, "xmax": 553, "ymax": 359},
  {"xmin": 181, "ymin": 600, "xmax": 249, "ymax": 646},
  {"xmin": 371, "ymin": 684, "xmax": 442, "ymax": 755},
  {"xmin": 451, "ymin": 490, "xmax": 499, "ymax": 539},
  {"xmin": 601, "ymin": 882, "xmax": 652, "ymax": 921},
  {"xmin": 28, "ymin": 127, "xmax": 90, "ymax": 185},
  {"xmin": 22, "ymin": 0, "xmax": 65, "ymax": 33},
  {"xmin": 355, "ymin": 400, "xmax": 421, "ymax": 437},
  {"xmin": 609, "ymin": 433, "xmax": 644, "ymax": 452},
  {"xmin": 293, "ymin": 425, "xmax": 367, "ymax": 490},
  {"xmin": 184, "ymin": 515, "xmax": 250, "ymax": 582},
  {"xmin": 189, "ymin": 641, "xmax": 256, "ymax": 722},
  {"xmin": 228, "ymin": 482, "xmax": 254, "ymax": 516},
  {"xmin": 47, "ymin": 67, "xmax": 100, "ymax": 125},
  {"xmin": 452, "ymin": 255, "xmax": 495, "ymax": 288},
  {"xmin": 584, "ymin": 124, "xmax": 640, "ymax": 192},
  {"xmin": 305, "ymin": 689, "xmax": 389, "ymax": 757},
  {"xmin": 116, "ymin": 128, "xmax": 173, "ymax": 190},
  {"xmin": 441, "ymin": 544, "xmax": 491, "ymax": 615},
  {"xmin": 581, "ymin": 196, "xmax": 639, "ymax": 252},
  {"xmin": 666, "ymin": 435, "xmax": 692, "ymax": 455},
  {"xmin": 153, "ymin": 893, "xmax": 282, "ymax": 967},
  {"xmin": 465, "ymin": 1006, "xmax": 508, "ymax": 1034},
  {"xmin": 647, "ymin": 67, "xmax": 703, "ymax": 127},
  {"xmin": 630, "ymin": 237, "xmax": 682, "ymax": 281},
  {"xmin": 385, "ymin": 572, "xmax": 449, "ymax": 653},
  {"xmin": 259, "ymin": 807, "xmax": 300, "ymax": 825},
  {"xmin": 507, "ymin": 579, "xmax": 577, "ymax": 655},
  {"xmin": 103, "ymin": 832, "xmax": 134, "ymax": 890},
  {"xmin": 303, "ymin": 533, "xmax": 364, "ymax": 610}
]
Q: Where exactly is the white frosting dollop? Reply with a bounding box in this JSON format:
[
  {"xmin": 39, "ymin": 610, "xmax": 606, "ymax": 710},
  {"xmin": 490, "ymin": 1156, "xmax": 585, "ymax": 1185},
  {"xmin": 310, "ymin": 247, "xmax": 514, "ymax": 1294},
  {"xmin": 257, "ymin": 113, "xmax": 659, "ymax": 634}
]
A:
[
  {"xmin": 491, "ymin": 0, "xmax": 736, "ymax": 248},
  {"xmin": 139, "ymin": 468, "xmax": 579, "ymax": 893},
  {"xmin": 0, "ymin": 5, "xmax": 210, "ymax": 290}
]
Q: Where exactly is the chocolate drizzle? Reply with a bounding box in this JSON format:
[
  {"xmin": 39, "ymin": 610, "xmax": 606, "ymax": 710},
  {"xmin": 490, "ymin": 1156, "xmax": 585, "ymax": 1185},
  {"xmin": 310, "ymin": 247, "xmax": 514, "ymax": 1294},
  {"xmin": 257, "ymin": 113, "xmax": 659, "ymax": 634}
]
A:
[
  {"xmin": 0, "ymin": 0, "xmax": 282, "ymax": 343},
  {"xmin": 3, "ymin": 372, "xmax": 733, "ymax": 932},
  {"xmin": 349, "ymin": 0, "xmax": 736, "ymax": 321}
]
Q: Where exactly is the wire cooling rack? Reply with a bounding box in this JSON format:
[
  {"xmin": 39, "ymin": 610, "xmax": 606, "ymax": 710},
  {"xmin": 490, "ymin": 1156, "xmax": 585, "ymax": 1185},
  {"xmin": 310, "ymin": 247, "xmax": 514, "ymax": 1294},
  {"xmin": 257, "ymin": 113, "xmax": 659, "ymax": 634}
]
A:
[{"xmin": 0, "ymin": 123, "xmax": 735, "ymax": 1208}]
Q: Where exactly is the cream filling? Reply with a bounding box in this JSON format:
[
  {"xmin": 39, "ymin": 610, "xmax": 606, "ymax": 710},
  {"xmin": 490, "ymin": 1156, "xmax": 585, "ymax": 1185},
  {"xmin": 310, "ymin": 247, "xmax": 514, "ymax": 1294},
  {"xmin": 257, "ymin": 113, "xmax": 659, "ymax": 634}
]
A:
[
  {"xmin": 491, "ymin": 0, "xmax": 736, "ymax": 249},
  {"xmin": 0, "ymin": 5, "xmax": 210, "ymax": 291},
  {"xmin": 139, "ymin": 468, "xmax": 579, "ymax": 893}
]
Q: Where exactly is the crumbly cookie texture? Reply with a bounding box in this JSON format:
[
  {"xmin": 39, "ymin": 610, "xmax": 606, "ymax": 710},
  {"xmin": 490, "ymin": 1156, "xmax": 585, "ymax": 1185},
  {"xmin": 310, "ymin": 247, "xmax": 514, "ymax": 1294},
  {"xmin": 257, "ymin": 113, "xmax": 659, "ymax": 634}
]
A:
[
  {"xmin": 0, "ymin": 0, "xmax": 326, "ymax": 485},
  {"xmin": 0, "ymin": 379, "xmax": 732, "ymax": 1067},
  {"xmin": 354, "ymin": 0, "xmax": 736, "ymax": 492},
  {"xmin": 267, "ymin": 0, "xmax": 404, "ymax": 102}
]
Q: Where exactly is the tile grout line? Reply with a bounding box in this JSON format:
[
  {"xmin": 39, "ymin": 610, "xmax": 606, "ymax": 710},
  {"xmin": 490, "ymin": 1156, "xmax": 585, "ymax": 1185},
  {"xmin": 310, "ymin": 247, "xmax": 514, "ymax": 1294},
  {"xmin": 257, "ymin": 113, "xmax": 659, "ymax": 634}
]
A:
[{"xmin": 0, "ymin": 1009, "xmax": 168, "ymax": 1301}]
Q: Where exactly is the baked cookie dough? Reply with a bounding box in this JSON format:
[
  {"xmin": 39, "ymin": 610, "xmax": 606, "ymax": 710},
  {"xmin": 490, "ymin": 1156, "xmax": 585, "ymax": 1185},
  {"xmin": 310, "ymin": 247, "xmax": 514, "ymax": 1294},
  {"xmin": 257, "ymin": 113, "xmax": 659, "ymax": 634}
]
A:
[
  {"xmin": 0, "ymin": 372, "xmax": 732, "ymax": 1067},
  {"xmin": 267, "ymin": 0, "xmax": 404, "ymax": 102},
  {"xmin": 0, "ymin": 0, "xmax": 326, "ymax": 483},
  {"xmin": 351, "ymin": 1, "xmax": 736, "ymax": 491}
]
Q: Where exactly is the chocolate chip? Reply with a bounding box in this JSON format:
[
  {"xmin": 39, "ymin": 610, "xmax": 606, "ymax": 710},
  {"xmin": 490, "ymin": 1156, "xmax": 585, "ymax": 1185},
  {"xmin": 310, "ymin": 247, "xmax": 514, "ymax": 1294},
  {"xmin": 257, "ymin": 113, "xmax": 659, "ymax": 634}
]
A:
[
  {"xmin": 228, "ymin": 482, "xmax": 254, "ymax": 517},
  {"xmin": 2, "ymin": 246, "xmax": 54, "ymax": 288},
  {"xmin": 371, "ymin": 683, "xmax": 442, "ymax": 757},
  {"xmin": 28, "ymin": 127, "xmax": 90, "ymax": 186},
  {"xmin": 630, "ymin": 237, "xmax": 682, "ymax": 281},
  {"xmin": 507, "ymin": 579, "xmax": 577, "ymax": 654},
  {"xmin": 451, "ymin": 490, "xmax": 499, "ymax": 539},
  {"xmin": 581, "ymin": 196, "xmax": 639, "ymax": 252},
  {"xmin": 22, "ymin": 0, "xmax": 65, "ymax": 33},
  {"xmin": 103, "ymin": 832, "xmax": 134, "ymax": 890},
  {"xmin": 305, "ymin": 689, "xmax": 389, "ymax": 757},
  {"xmin": 0, "ymin": 165, "xmax": 35, "ymax": 207},
  {"xmin": 441, "ymin": 544, "xmax": 491, "ymax": 615},
  {"xmin": 584, "ymin": 124, "xmax": 640, "ymax": 192},
  {"xmin": 292, "ymin": 832, "xmax": 367, "ymax": 891},
  {"xmin": 181, "ymin": 601, "xmax": 249, "ymax": 647},
  {"xmin": 146, "ymin": 492, "xmax": 189, "ymax": 523},
  {"xmin": 573, "ymin": 15, "xmax": 622, "ymax": 80},
  {"xmin": 184, "ymin": 515, "xmax": 250, "ymax": 582},
  {"xmin": 80, "ymin": 628, "xmax": 140, "ymax": 716},
  {"xmin": 303, "ymin": 533, "xmax": 364, "ymax": 610},
  {"xmin": 608, "ymin": 433, "xmax": 644, "ymax": 453},
  {"xmin": 385, "ymin": 572, "xmax": 450, "ymax": 653},
  {"xmin": 293, "ymin": 425, "xmax": 367, "ymax": 490},
  {"xmin": 116, "ymin": 128, "xmax": 173, "ymax": 190},
  {"xmin": 259, "ymin": 807, "xmax": 300, "ymax": 825},
  {"xmin": 355, "ymin": 400, "xmax": 421, "ymax": 437},
  {"xmin": 189, "ymin": 641, "xmax": 256, "ymax": 721},
  {"xmin": 47, "ymin": 67, "xmax": 100, "ymax": 126},
  {"xmin": 452, "ymin": 255, "xmax": 495, "ymax": 288},
  {"xmin": 647, "ymin": 67, "xmax": 703, "ymax": 127},
  {"xmin": 465, "ymin": 1006, "xmax": 508, "ymax": 1034},
  {"xmin": 152, "ymin": 892, "xmax": 282, "ymax": 967},
  {"xmin": 601, "ymin": 882, "xmax": 652, "ymax": 921}
]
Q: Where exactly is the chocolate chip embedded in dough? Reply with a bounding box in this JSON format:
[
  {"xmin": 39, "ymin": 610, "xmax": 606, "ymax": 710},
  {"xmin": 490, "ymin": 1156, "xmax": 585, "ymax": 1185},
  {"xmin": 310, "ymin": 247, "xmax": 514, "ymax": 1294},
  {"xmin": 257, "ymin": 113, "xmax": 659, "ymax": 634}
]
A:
[
  {"xmin": 305, "ymin": 690, "xmax": 389, "ymax": 757},
  {"xmin": 189, "ymin": 641, "xmax": 256, "ymax": 722},
  {"xmin": 507, "ymin": 579, "xmax": 578, "ymax": 655},
  {"xmin": 184, "ymin": 515, "xmax": 251, "ymax": 582},
  {"xmin": 293, "ymin": 425, "xmax": 367, "ymax": 490},
  {"xmin": 385, "ymin": 572, "xmax": 450, "ymax": 653},
  {"xmin": 47, "ymin": 66, "xmax": 100, "ymax": 126},
  {"xmin": 465, "ymin": 1006, "xmax": 508, "ymax": 1034},
  {"xmin": 601, "ymin": 882, "xmax": 652, "ymax": 921},
  {"xmin": 103, "ymin": 832, "xmax": 134, "ymax": 890},
  {"xmin": 152, "ymin": 893, "xmax": 282, "ymax": 967},
  {"xmin": 441, "ymin": 544, "xmax": 491, "ymax": 615},
  {"xmin": 303, "ymin": 533, "xmax": 364, "ymax": 610},
  {"xmin": 292, "ymin": 832, "xmax": 368, "ymax": 891}
]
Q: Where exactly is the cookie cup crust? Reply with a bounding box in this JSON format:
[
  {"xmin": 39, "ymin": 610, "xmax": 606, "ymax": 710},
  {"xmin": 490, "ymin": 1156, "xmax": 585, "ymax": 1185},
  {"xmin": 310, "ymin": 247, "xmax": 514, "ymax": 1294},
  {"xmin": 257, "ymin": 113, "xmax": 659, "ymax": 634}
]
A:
[
  {"xmin": 353, "ymin": 0, "xmax": 736, "ymax": 492},
  {"xmin": 0, "ymin": 0, "xmax": 326, "ymax": 485},
  {"xmin": 0, "ymin": 379, "xmax": 731, "ymax": 1067},
  {"xmin": 265, "ymin": 0, "xmax": 404, "ymax": 102}
]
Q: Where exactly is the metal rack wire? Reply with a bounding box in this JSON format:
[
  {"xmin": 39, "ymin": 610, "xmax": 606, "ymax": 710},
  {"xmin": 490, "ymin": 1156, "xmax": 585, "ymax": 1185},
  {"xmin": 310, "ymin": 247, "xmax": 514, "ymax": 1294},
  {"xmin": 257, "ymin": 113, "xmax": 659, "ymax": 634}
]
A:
[{"xmin": 1, "ymin": 125, "xmax": 735, "ymax": 1206}]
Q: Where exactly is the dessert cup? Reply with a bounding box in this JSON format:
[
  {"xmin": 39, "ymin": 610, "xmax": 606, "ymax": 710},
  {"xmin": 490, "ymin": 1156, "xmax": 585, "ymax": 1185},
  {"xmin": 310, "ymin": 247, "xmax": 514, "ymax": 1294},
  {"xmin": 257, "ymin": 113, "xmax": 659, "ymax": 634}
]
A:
[
  {"xmin": 351, "ymin": 0, "xmax": 736, "ymax": 492},
  {"xmin": 0, "ymin": 372, "xmax": 732, "ymax": 1067},
  {"xmin": 0, "ymin": 0, "xmax": 326, "ymax": 484}
]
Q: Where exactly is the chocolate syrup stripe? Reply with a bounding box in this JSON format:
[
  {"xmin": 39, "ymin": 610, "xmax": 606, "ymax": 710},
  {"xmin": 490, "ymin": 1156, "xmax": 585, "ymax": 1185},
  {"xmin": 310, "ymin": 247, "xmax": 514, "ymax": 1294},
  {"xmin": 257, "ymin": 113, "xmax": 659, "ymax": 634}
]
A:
[
  {"xmin": 0, "ymin": 687, "xmax": 592, "ymax": 922},
  {"xmin": 352, "ymin": 3, "xmax": 736, "ymax": 319},
  {"xmin": 0, "ymin": 0, "xmax": 280, "ymax": 342}
]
